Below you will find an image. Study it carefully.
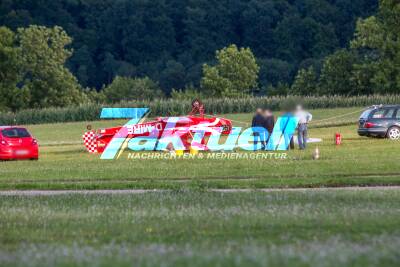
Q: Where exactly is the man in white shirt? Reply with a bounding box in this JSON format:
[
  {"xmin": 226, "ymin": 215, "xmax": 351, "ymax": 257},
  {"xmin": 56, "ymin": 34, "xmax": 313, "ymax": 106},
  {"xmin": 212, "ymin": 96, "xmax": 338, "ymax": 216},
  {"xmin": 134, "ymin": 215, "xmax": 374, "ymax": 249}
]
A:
[{"xmin": 294, "ymin": 105, "xmax": 313, "ymax": 150}]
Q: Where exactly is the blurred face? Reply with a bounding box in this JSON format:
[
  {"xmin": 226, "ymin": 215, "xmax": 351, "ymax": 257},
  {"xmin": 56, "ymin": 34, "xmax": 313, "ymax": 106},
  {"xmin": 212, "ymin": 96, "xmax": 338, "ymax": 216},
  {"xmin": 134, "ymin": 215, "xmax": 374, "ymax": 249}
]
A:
[
  {"xmin": 296, "ymin": 105, "xmax": 303, "ymax": 111},
  {"xmin": 193, "ymin": 101, "xmax": 199, "ymax": 107},
  {"xmin": 264, "ymin": 110, "xmax": 271, "ymax": 117},
  {"xmin": 256, "ymin": 108, "xmax": 262, "ymax": 114}
]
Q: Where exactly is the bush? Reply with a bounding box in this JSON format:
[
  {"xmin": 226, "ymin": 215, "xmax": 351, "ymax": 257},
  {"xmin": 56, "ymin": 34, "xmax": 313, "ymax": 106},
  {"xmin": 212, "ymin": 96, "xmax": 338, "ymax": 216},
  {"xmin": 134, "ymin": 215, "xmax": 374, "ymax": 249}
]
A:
[
  {"xmin": 1, "ymin": 95, "xmax": 400, "ymax": 125},
  {"xmin": 103, "ymin": 76, "xmax": 163, "ymax": 103},
  {"xmin": 170, "ymin": 87, "xmax": 204, "ymax": 100}
]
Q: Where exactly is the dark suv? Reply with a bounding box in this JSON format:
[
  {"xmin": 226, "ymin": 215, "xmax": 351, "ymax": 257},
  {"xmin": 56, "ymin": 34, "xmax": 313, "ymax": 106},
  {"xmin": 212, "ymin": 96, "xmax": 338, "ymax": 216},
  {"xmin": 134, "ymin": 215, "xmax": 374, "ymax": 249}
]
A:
[{"xmin": 358, "ymin": 105, "xmax": 400, "ymax": 140}]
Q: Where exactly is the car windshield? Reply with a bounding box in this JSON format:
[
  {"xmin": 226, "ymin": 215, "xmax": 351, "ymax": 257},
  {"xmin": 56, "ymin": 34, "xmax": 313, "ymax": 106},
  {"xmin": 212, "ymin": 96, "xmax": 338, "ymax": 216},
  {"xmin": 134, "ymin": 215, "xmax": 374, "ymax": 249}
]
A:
[
  {"xmin": 1, "ymin": 128, "xmax": 31, "ymax": 138},
  {"xmin": 360, "ymin": 109, "xmax": 373, "ymax": 119}
]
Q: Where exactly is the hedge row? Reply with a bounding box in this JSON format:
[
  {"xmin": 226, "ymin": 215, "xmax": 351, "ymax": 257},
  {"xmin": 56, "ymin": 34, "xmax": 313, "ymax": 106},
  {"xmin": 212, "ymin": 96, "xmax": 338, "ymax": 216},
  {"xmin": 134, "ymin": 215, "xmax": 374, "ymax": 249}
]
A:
[{"xmin": 1, "ymin": 95, "xmax": 399, "ymax": 125}]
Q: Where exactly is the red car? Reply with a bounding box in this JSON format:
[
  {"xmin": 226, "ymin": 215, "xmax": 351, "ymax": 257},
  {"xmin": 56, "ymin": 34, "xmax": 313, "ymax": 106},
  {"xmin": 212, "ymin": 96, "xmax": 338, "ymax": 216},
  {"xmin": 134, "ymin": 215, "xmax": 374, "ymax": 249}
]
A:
[{"xmin": 0, "ymin": 126, "xmax": 39, "ymax": 160}]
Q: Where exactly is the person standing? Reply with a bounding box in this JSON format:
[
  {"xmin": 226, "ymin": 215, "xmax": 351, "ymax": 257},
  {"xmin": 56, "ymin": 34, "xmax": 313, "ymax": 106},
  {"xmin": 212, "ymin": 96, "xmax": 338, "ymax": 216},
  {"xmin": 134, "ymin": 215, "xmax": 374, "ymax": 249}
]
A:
[
  {"xmin": 252, "ymin": 108, "xmax": 265, "ymax": 149},
  {"xmin": 276, "ymin": 107, "xmax": 295, "ymax": 150},
  {"xmin": 294, "ymin": 105, "xmax": 312, "ymax": 150},
  {"xmin": 189, "ymin": 99, "xmax": 205, "ymax": 117},
  {"xmin": 263, "ymin": 109, "xmax": 275, "ymax": 143}
]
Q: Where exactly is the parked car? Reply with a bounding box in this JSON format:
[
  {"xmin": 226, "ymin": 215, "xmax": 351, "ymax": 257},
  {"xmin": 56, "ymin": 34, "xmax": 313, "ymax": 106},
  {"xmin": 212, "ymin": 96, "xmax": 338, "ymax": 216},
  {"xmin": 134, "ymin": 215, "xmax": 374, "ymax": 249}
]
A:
[
  {"xmin": 358, "ymin": 105, "xmax": 400, "ymax": 140},
  {"xmin": 0, "ymin": 126, "xmax": 39, "ymax": 160}
]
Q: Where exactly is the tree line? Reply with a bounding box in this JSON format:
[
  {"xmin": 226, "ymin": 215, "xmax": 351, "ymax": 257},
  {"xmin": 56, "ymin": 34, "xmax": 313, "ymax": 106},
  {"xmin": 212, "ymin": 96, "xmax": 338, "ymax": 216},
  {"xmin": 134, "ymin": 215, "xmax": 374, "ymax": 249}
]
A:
[
  {"xmin": 290, "ymin": 0, "xmax": 400, "ymax": 96},
  {"xmin": 1, "ymin": 0, "xmax": 399, "ymax": 112},
  {"xmin": 0, "ymin": 0, "xmax": 377, "ymax": 92}
]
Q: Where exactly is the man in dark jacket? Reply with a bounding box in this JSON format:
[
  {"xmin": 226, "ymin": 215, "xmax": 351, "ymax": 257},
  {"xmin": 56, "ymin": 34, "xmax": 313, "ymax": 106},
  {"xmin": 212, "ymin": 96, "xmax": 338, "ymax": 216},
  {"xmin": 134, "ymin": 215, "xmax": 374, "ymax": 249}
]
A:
[
  {"xmin": 251, "ymin": 108, "xmax": 265, "ymax": 149},
  {"xmin": 263, "ymin": 109, "xmax": 275, "ymax": 143}
]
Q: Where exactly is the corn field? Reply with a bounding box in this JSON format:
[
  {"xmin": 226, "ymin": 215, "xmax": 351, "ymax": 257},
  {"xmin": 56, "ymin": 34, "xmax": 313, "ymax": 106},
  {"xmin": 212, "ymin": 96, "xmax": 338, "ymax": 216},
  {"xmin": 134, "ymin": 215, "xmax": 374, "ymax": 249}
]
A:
[{"xmin": 1, "ymin": 95, "xmax": 400, "ymax": 125}]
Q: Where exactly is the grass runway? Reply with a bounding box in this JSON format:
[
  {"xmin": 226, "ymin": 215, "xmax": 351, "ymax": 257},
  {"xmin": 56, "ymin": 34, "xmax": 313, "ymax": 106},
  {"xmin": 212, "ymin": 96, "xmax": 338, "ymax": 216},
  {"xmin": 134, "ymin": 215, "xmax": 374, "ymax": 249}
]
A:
[{"xmin": 0, "ymin": 107, "xmax": 399, "ymax": 190}]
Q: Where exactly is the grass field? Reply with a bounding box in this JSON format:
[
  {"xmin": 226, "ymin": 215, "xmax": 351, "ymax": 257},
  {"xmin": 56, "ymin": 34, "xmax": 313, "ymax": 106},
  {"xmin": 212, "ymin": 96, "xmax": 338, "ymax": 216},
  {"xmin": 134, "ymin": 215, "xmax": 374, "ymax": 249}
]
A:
[
  {"xmin": 0, "ymin": 107, "xmax": 399, "ymax": 190},
  {"xmin": 0, "ymin": 189, "xmax": 399, "ymax": 267},
  {"xmin": 1, "ymin": 107, "xmax": 399, "ymax": 267}
]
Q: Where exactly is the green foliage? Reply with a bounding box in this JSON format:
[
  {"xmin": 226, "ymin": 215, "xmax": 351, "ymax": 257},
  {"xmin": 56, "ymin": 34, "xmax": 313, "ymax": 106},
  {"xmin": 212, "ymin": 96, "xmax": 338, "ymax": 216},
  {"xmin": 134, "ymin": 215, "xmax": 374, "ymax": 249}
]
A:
[
  {"xmin": 290, "ymin": 67, "xmax": 318, "ymax": 95},
  {"xmin": 0, "ymin": 25, "xmax": 87, "ymax": 111},
  {"xmin": 289, "ymin": 0, "xmax": 400, "ymax": 96},
  {"xmin": 201, "ymin": 45, "xmax": 259, "ymax": 97},
  {"xmin": 160, "ymin": 60, "xmax": 186, "ymax": 93},
  {"xmin": 319, "ymin": 49, "xmax": 358, "ymax": 95},
  {"xmin": 85, "ymin": 88, "xmax": 107, "ymax": 104},
  {"xmin": 350, "ymin": 0, "xmax": 400, "ymax": 94},
  {"xmin": 17, "ymin": 25, "xmax": 87, "ymax": 108},
  {"xmin": 265, "ymin": 83, "xmax": 290, "ymax": 96},
  {"xmin": 258, "ymin": 59, "xmax": 293, "ymax": 88},
  {"xmin": 103, "ymin": 76, "xmax": 163, "ymax": 103},
  {"xmin": 170, "ymin": 86, "xmax": 204, "ymax": 100},
  {"xmin": 0, "ymin": 1, "xmax": 394, "ymax": 101},
  {"xmin": 0, "ymin": 26, "xmax": 29, "ymax": 111},
  {"xmin": 0, "ymin": 0, "xmax": 379, "ymax": 94}
]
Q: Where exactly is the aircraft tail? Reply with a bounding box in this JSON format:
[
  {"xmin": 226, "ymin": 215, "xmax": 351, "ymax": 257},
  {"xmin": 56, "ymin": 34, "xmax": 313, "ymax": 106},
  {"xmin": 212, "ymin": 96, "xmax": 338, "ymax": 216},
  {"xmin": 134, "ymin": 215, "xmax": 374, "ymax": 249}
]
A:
[{"xmin": 82, "ymin": 131, "xmax": 98, "ymax": 153}]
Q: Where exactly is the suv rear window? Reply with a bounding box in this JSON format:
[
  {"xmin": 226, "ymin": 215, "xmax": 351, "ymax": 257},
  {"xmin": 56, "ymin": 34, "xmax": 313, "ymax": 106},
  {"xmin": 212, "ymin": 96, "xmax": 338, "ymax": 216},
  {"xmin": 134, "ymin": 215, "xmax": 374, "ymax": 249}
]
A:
[
  {"xmin": 371, "ymin": 108, "xmax": 396, "ymax": 119},
  {"xmin": 1, "ymin": 128, "xmax": 31, "ymax": 138}
]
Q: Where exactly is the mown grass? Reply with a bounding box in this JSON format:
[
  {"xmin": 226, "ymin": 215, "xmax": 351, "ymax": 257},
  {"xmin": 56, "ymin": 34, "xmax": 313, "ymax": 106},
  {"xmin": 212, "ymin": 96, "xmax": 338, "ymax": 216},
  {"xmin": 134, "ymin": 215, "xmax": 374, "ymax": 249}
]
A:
[
  {"xmin": 0, "ymin": 107, "xmax": 399, "ymax": 190},
  {"xmin": 0, "ymin": 190, "xmax": 399, "ymax": 267}
]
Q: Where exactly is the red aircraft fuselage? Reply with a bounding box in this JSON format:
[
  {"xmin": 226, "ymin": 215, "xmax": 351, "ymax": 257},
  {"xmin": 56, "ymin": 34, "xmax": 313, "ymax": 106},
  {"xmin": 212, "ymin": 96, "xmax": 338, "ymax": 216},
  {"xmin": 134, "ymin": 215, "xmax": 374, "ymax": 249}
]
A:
[{"xmin": 86, "ymin": 116, "xmax": 232, "ymax": 153}]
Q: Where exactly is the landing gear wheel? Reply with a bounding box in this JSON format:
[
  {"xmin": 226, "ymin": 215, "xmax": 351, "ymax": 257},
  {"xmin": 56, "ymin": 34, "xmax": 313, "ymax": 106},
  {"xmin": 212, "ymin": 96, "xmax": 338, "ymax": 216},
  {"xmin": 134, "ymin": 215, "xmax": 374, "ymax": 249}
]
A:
[{"xmin": 387, "ymin": 126, "xmax": 400, "ymax": 140}]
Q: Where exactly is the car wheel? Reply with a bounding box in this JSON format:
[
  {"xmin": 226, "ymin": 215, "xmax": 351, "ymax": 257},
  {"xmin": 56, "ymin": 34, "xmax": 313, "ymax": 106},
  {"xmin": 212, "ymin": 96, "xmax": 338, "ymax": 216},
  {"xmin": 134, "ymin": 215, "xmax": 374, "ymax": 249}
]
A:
[{"xmin": 387, "ymin": 126, "xmax": 400, "ymax": 140}]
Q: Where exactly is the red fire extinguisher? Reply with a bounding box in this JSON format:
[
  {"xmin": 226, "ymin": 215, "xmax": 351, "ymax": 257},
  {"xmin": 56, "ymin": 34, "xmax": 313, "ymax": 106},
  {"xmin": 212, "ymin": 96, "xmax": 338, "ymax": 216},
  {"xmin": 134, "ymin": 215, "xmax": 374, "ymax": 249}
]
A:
[{"xmin": 335, "ymin": 133, "xmax": 342, "ymax": 145}]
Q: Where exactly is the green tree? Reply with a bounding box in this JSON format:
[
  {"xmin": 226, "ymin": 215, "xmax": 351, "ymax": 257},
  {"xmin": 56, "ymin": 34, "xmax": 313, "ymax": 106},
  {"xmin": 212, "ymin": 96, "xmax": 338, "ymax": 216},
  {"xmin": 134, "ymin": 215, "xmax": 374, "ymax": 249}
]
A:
[
  {"xmin": 201, "ymin": 44, "xmax": 259, "ymax": 97},
  {"xmin": 265, "ymin": 82, "xmax": 290, "ymax": 96},
  {"xmin": 290, "ymin": 66, "xmax": 318, "ymax": 95},
  {"xmin": 319, "ymin": 49, "xmax": 358, "ymax": 95},
  {"xmin": 171, "ymin": 85, "xmax": 203, "ymax": 100},
  {"xmin": 68, "ymin": 45, "xmax": 97, "ymax": 88},
  {"xmin": 0, "ymin": 0, "xmax": 378, "ymax": 92},
  {"xmin": 103, "ymin": 76, "xmax": 163, "ymax": 103},
  {"xmin": 350, "ymin": 0, "xmax": 400, "ymax": 94},
  {"xmin": 84, "ymin": 88, "xmax": 107, "ymax": 104},
  {"xmin": 160, "ymin": 60, "xmax": 186, "ymax": 94},
  {"xmin": 258, "ymin": 58, "xmax": 293, "ymax": 88},
  {"xmin": 17, "ymin": 25, "xmax": 86, "ymax": 108},
  {"xmin": 0, "ymin": 26, "xmax": 30, "ymax": 111}
]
